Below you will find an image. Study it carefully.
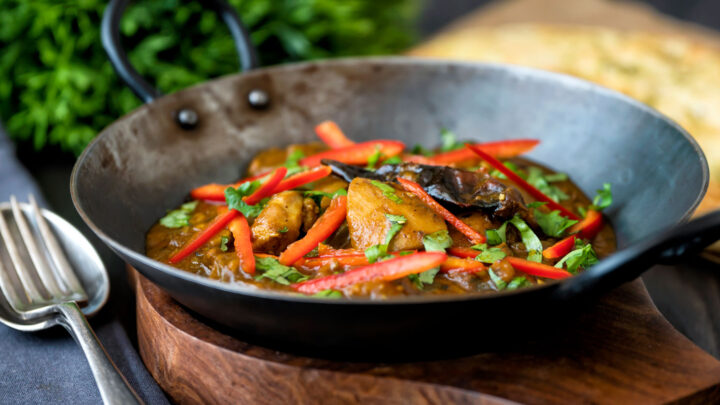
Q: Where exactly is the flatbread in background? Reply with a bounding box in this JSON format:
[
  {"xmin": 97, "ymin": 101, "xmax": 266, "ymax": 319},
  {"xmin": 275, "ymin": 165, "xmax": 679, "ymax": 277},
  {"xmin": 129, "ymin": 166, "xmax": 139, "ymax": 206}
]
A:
[{"xmin": 410, "ymin": 23, "xmax": 720, "ymax": 215}]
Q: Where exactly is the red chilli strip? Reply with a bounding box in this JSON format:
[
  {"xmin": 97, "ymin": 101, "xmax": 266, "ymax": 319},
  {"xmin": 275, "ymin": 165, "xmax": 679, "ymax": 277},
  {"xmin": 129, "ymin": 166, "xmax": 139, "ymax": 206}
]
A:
[
  {"xmin": 315, "ymin": 121, "xmax": 355, "ymax": 149},
  {"xmin": 293, "ymin": 252, "xmax": 447, "ymax": 294},
  {"xmin": 243, "ymin": 167, "xmax": 287, "ymax": 205},
  {"xmin": 169, "ymin": 208, "xmax": 239, "ymax": 263},
  {"xmin": 542, "ymin": 235, "xmax": 576, "ymax": 260},
  {"xmin": 506, "ymin": 257, "xmax": 572, "ymax": 280},
  {"xmin": 397, "ymin": 177, "xmax": 486, "ymax": 244},
  {"xmin": 440, "ymin": 256, "xmax": 486, "ymax": 274},
  {"xmin": 569, "ymin": 209, "xmax": 604, "ymax": 240},
  {"xmin": 271, "ymin": 166, "xmax": 332, "ymax": 194},
  {"xmin": 299, "ymin": 140, "xmax": 405, "ymax": 167},
  {"xmin": 466, "ymin": 144, "xmax": 580, "ymax": 220},
  {"xmin": 427, "ymin": 139, "xmax": 540, "ymax": 165},
  {"xmin": 228, "ymin": 215, "xmax": 255, "ymax": 274},
  {"xmin": 189, "ymin": 171, "xmax": 272, "ymax": 202},
  {"xmin": 447, "ymin": 247, "xmax": 481, "ymax": 259}
]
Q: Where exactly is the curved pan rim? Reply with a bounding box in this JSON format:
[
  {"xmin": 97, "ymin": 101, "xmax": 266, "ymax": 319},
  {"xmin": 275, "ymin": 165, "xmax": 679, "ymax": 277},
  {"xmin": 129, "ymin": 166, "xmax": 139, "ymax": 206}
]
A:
[{"xmin": 70, "ymin": 56, "xmax": 709, "ymax": 305}]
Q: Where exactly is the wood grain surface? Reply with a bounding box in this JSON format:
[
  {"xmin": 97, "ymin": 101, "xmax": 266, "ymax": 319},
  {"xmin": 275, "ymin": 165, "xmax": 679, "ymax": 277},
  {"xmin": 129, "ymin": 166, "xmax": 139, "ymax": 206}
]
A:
[{"xmin": 132, "ymin": 269, "xmax": 720, "ymax": 405}]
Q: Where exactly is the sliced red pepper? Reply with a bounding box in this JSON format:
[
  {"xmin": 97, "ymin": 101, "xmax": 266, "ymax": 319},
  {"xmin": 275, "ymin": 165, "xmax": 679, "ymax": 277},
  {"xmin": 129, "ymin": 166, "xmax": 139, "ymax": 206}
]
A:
[
  {"xmin": 293, "ymin": 252, "xmax": 447, "ymax": 294},
  {"xmin": 299, "ymin": 140, "xmax": 405, "ymax": 167},
  {"xmin": 279, "ymin": 195, "xmax": 348, "ymax": 265},
  {"xmin": 427, "ymin": 139, "xmax": 540, "ymax": 165},
  {"xmin": 397, "ymin": 177, "xmax": 486, "ymax": 244},
  {"xmin": 542, "ymin": 235, "xmax": 576, "ymax": 259},
  {"xmin": 447, "ymin": 247, "xmax": 481, "ymax": 259},
  {"xmin": 271, "ymin": 166, "xmax": 332, "ymax": 194},
  {"xmin": 506, "ymin": 257, "xmax": 572, "ymax": 279},
  {"xmin": 569, "ymin": 209, "xmax": 604, "ymax": 240},
  {"xmin": 189, "ymin": 171, "xmax": 271, "ymax": 201},
  {"xmin": 169, "ymin": 208, "xmax": 238, "ymax": 263},
  {"xmin": 315, "ymin": 121, "xmax": 354, "ymax": 149},
  {"xmin": 440, "ymin": 256, "xmax": 486, "ymax": 274},
  {"xmin": 228, "ymin": 215, "xmax": 255, "ymax": 274},
  {"xmin": 243, "ymin": 167, "xmax": 287, "ymax": 205},
  {"xmin": 467, "ymin": 144, "xmax": 580, "ymax": 220},
  {"xmin": 297, "ymin": 250, "xmax": 417, "ymax": 268}
]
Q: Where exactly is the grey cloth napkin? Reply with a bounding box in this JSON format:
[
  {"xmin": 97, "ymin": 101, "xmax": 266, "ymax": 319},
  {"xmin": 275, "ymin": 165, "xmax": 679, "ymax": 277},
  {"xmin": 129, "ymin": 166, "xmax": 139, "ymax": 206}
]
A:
[{"xmin": 0, "ymin": 124, "xmax": 168, "ymax": 404}]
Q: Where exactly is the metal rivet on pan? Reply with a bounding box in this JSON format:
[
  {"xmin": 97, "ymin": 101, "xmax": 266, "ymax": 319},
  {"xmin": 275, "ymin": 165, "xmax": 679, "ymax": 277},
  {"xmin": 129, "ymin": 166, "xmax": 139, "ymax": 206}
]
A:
[
  {"xmin": 175, "ymin": 108, "xmax": 198, "ymax": 129},
  {"xmin": 248, "ymin": 89, "xmax": 269, "ymax": 109}
]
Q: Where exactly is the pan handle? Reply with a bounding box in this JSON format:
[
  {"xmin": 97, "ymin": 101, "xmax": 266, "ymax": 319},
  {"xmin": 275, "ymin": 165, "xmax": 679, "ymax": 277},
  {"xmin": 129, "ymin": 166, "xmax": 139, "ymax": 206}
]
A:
[
  {"xmin": 101, "ymin": 0, "xmax": 258, "ymax": 105},
  {"xmin": 554, "ymin": 209, "xmax": 720, "ymax": 300}
]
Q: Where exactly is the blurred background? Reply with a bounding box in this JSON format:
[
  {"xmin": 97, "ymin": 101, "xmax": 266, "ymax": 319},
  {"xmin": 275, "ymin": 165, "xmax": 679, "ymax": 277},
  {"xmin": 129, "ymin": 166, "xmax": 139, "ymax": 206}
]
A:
[{"xmin": 1, "ymin": 0, "xmax": 719, "ymax": 356}]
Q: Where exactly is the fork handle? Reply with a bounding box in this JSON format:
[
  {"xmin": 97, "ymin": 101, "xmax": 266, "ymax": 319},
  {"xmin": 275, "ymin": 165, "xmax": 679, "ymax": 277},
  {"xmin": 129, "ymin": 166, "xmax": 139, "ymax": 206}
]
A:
[{"xmin": 56, "ymin": 302, "xmax": 143, "ymax": 404}]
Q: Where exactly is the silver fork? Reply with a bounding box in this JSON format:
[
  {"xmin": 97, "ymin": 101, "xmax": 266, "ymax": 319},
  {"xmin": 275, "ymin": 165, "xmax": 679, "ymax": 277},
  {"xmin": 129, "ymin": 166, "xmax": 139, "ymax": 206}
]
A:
[{"xmin": 0, "ymin": 195, "xmax": 141, "ymax": 404}]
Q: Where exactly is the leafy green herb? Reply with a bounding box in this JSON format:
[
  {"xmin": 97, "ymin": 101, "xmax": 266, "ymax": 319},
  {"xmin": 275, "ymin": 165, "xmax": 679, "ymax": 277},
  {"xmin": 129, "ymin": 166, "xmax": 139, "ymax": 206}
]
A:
[
  {"xmin": 220, "ymin": 235, "xmax": 230, "ymax": 252},
  {"xmin": 225, "ymin": 182, "xmax": 267, "ymax": 219},
  {"xmin": 527, "ymin": 201, "xmax": 546, "ymax": 209},
  {"xmin": 383, "ymin": 155, "xmax": 403, "ymax": 165},
  {"xmin": 590, "ymin": 183, "xmax": 613, "ymax": 211},
  {"xmin": 408, "ymin": 267, "xmax": 440, "ymax": 289},
  {"xmin": 159, "ymin": 201, "xmax": 198, "ymax": 228},
  {"xmin": 509, "ymin": 216, "xmax": 543, "ymax": 262},
  {"xmin": 440, "ymin": 128, "xmax": 463, "ymax": 152},
  {"xmin": 312, "ymin": 289, "xmax": 343, "ymax": 298},
  {"xmin": 255, "ymin": 256, "xmax": 309, "ymax": 285},
  {"xmin": 422, "ymin": 230, "xmax": 452, "ymax": 252},
  {"xmin": 366, "ymin": 147, "xmax": 382, "ymax": 170},
  {"xmin": 486, "ymin": 222, "xmax": 508, "ymax": 245},
  {"xmin": 488, "ymin": 269, "xmax": 507, "ymax": 290},
  {"xmin": 370, "ymin": 180, "xmax": 403, "ymax": 204},
  {"xmin": 365, "ymin": 214, "xmax": 407, "ymax": 263},
  {"xmin": 489, "ymin": 162, "xmax": 525, "ymax": 180},
  {"xmin": 507, "ymin": 276, "xmax": 530, "ymax": 290},
  {"xmin": 526, "ymin": 167, "xmax": 569, "ymax": 202},
  {"xmin": 470, "ymin": 243, "xmax": 507, "ymax": 263},
  {"xmin": 278, "ymin": 226, "xmax": 289, "ymax": 233},
  {"xmin": 534, "ymin": 208, "xmax": 578, "ymax": 238},
  {"xmin": 554, "ymin": 243, "xmax": 599, "ymax": 274},
  {"xmin": 304, "ymin": 189, "xmax": 347, "ymax": 205},
  {"xmin": 411, "ymin": 144, "xmax": 434, "ymax": 157}
]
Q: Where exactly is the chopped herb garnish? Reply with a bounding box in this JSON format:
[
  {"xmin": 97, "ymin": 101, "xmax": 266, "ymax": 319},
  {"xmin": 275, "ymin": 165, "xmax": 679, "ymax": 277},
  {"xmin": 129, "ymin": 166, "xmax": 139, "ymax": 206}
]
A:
[
  {"xmin": 440, "ymin": 128, "xmax": 464, "ymax": 152},
  {"xmin": 254, "ymin": 256, "xmax": 309, "ymax": 285},
  {"xmin": 509, "ymin": 216, "xmax": 543, "ymax": 263},
  {"xmin": 365, "ymin": 214, "xmax": 407, "ymax": 263},
  {"xmin": 488, "ymin": 268, "xmax": 507, "ymax": 290},
  {"xmin": 278, "ymin": 226, "xmax": 289, "ymax": 233},
  {"xmin": 370, "ymin": 180, "xmax": 403, "ymax": 204},
  {"xmin": 422, "ymin": 230, "xmax": 452, "ymax": 252},
  {"xmin": 366, "ymin": 147, "xmax": 383, "ymax": 170},
  {"xmin": 382, "ymin": 155, "xmax": 403, "ymax": 165},
  {"xmin": 527, "ymin": 201, "xmax": 546, "ymax": 209},
  {"xmin": 225, "ymin": 182, "xmax": 267, "ymax": 219},
  {"xmin": 284, "ymin": 149, "xmax": 305, "ymax": 168},
  {"xmin": 411, "ymin": 144, "xmax": 434, "ymax": 157},
  {"xmin": 220, "ymin": 235, "xmax": 230, "ymax": 252},
  {"xmin": 589, "ymin": 183, "xmax": 613, "ymax": 211},
  {"xmin": 470, "ymin": 243, "xmax": 507, "ymax": 263},
  {"xmin": 526, "ymin": 167, "xmax": 569, "ymax": 202},
  {"xmin": 507, "ymin": 276, "xmax": 530, "ymax": 290},
  {"xmin": 159, "ymin": 201, "xmax": 199, "ymax": 228},
  {"xmin": 534, "ymin": 208, "xmax": 578, "ymax": 238},
  {"xmin": 312, "ymin": 289, "xmax": 343, "ymax": 298},
  {"xmin": 554, "ymin": 242, "xmax": 599, "ymax": 274},
  {"xmin": 489, "ymin": 161, "xmax": 525, "ymax": 180},
  {"xmin": 486, "ymin": 222, "xmax": 508, "ymax": 245}
]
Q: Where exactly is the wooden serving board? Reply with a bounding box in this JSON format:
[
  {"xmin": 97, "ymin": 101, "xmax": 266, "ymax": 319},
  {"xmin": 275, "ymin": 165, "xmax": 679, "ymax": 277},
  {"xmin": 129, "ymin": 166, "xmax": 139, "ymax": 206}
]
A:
[{"xmin": 131, "ymin": 269, "xmax": 720, "ymax": 404}]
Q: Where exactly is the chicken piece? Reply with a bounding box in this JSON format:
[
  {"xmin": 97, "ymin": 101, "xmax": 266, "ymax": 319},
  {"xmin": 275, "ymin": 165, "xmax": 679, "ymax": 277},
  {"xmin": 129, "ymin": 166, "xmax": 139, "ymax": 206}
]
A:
[
  {"xmin": 251, "ymin": 191, "xmax": 303, "ymax": 254},
  {"xmin": 301, "ymin": 197, "xmax": 319, "ymax": 233},
  {"xmin": 246, "ymin": 143, "xmax": 326, "ymax": 177},
  {"xmin": 346, "ymin": 178, "xmax": 447, "ymax": 251}
]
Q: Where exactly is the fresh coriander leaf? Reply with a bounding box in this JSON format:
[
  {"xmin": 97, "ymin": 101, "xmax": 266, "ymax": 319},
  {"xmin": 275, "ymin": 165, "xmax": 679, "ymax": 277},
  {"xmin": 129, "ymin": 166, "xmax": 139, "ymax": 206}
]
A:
[
  {"xmin": 590, "ymin": 183, "xmax": 613, "ymax": 211},
  {"xmin": 411, "ymin": 144, "xmax": 434, "ymax": 157},
  {"xmin": 489, "ymin": 161, "xmax": 526, "ymax": 180},
  {"xmin": 554, "ymin": 243, "xmax": 599, "ymax": 274},
  {"xmin": 545, "ymin": 173, "xmax": 568, "ymax": 182},
  {"xmin": 312, "ymin": 289, "xmax": 343, "ymax": 298},
  {"xmin": 507, "ymin": 276, "xmax": 530, "ymax": 290},
  {"xmin": 370, "ymin": 180, "xmax": 403, "ymax": 204},
  {"xmin": 279, "ymin": 226, "xmax": 289, "ymax": 233},
  {"xmin": 440, "ymin": 128, "xmax": 464, "ymax": 152},
  {"xmin": 254, "ymin": 256, "xmax": 309, "ymax": 285},
  {"xmin": 408, "ymin": 267, "xmax": 440, "ymax": 289},
  {"xmin": 366, "ymin": 147, "xmax": 382, "ymax": 170},
  {"xmin": 509, "ymin": 216, "xmax": 543, "ymax": 262},
  {"xmin": 486, "ymin": 222, "xmax": 508, "ymax": 245},
  {"xmin": 365, "ymin": 214, "xmax": 407, "ymax": 263},
  {"xmin": 159, "ymin": 201, "xmax": 198, "ymax": 228},
  {"xmin": 470, "ymin": 243, "xmax": 507, "ymax": 263},
  {"xmin": 527, "ymin": 201, "xmax": 546, "ymax": 209},
  {"xmin": 526, "ymin": 167, "xmax": 569, "ymax": 202},
  {"xmin": 423, "ymin": 230, "xmax": 452, "ymax": 252},
  {"xmin": 488, "ymin": 269, "xmax": 507, "ymax": 290},
  {"xmin": 220, "ymin": 235, "xmax": 229, "ymax": 252},
  {"xmin": 284, "ymin": 149, "xmax": 305, "ymax": 169},
  {"xmin": 534, "ymin": 208, "xmax": 579, "ymax": 238},
  {"xmin": 383, "ymin": 156, "xmax": 403, "ymax": 165},
  {"xmin": 224, "ymin": 182, "xmax": 266, "ymax": 219}
]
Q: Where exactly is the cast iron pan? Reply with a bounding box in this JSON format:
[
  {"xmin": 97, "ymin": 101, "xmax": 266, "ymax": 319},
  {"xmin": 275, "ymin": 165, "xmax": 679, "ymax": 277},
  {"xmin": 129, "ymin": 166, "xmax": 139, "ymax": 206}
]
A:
[{"xmin": 71, "ymin": 0, "xmax": 719, "ymax": 359}]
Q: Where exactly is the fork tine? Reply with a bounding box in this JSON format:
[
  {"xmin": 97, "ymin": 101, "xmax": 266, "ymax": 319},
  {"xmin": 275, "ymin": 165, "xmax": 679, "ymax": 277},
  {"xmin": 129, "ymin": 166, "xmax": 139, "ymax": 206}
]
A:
[
  {"xmin": 28, "ymin": 195, "xmax": 87, "ymax": 299},
  {"xmin": 11, "ymin": 196, "xmax": 66, "ymax": 298},
  {"xmin": 0, "ymin": 243, "xmax": 26, "ymax": 312},
  {"xmin": 0, "ymin": 198, "xmax": 44, "ymax": 303}
]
